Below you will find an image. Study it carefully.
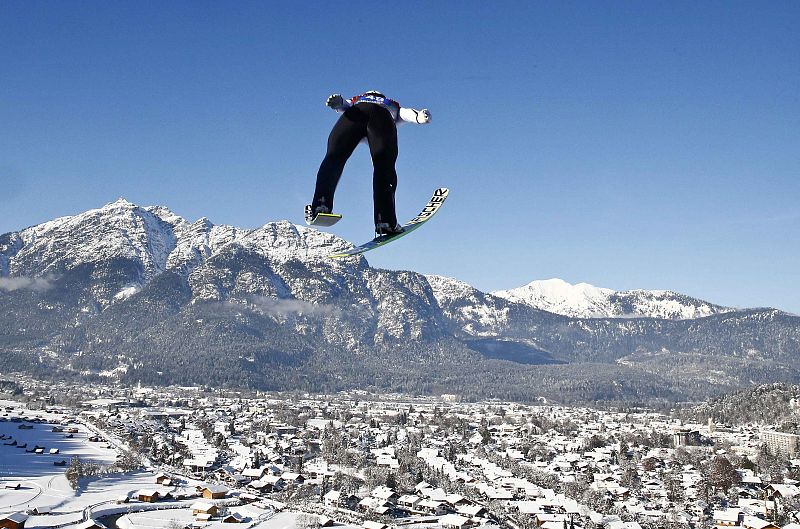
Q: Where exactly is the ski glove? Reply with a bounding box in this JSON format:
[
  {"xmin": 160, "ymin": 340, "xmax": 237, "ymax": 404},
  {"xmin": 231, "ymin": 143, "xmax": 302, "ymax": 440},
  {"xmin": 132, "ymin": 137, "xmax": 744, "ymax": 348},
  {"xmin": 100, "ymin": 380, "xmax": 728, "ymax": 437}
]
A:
[
  {"xmin": 326, "ymin": 94, "xmax": 345, "ymax": 110},
  {"xmin": 398, "ymin": 107, "xmax": 432, "ymax": 125}
]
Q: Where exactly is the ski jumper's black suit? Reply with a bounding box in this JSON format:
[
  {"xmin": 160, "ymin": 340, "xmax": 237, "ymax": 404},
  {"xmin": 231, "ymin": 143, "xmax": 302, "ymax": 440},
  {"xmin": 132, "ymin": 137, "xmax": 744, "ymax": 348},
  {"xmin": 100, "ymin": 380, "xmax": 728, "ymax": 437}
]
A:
[{"xmin": 311, "ymin": 92, "xmax": 431, "ymax": 229}]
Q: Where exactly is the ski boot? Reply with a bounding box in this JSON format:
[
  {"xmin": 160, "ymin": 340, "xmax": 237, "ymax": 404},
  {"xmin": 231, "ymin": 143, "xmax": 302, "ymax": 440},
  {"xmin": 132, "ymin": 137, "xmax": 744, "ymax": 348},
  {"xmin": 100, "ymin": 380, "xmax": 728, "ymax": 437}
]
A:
[{"xmin": 375, "ymin": 222, "xmax": 405, "ymax": 237}]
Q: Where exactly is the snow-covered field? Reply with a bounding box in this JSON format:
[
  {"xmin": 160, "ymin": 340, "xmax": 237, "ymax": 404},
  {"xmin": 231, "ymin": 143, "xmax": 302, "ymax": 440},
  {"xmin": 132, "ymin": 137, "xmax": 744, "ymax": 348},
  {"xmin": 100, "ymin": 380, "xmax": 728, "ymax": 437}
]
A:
[{"xmin": 0, "ymin": 399, "xmax": 154, "ymax": 526}]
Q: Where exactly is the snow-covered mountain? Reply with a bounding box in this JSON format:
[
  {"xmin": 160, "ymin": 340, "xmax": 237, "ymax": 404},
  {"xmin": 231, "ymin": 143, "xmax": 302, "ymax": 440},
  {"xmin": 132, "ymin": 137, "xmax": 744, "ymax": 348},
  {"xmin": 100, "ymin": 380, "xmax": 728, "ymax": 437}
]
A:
[
  {"xmin": 1, "ymin": 198, "xmax": 353, "ymax": 306},
  {"xmin": 492, "ymin": 278, "xmax": 732, "ymax": 319},
  {"xmin": 2, "ymin": 199, "xmax": 799, "ymax": 404}
]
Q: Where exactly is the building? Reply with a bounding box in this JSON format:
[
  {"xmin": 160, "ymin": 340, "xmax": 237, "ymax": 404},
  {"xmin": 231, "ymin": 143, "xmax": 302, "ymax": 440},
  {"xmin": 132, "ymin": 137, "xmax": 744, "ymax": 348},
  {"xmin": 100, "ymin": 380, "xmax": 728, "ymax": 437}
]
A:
[
  {"xmin": 397, "ymin": 494, "xmax": 421, "ymax": 510},
  {"xmin": 137, "ymin": 489, "xmax": 161, "ymax": 503},
  {"xmin": 200, "ymin": 484, "xmax": 229, "ymax": 499},
  {"xmin": 458, "ymin": 504, "xmax": 488, "ymax": 518},
  {"xmin": 673, "ymin": 428, "xmax": 701, "ymax": 447},
  {"xmin": 440, "ymin": 514, "xmax": 475, "ymax": 529},
  {"xmin": 0, "ymin": 513, "xmax": 29, "ymax": 529},
  {"xmin": 191, "ymin": 501, "xmax": 219, "ymax": 517},
  {"xmin": 713, "ymin": 509, "xmax": 742, "ymax": 527},
  {"xmin": 762, "ymin": 431, "xmax": 800, "ymax": 456},
  {"xmin": 742, "ymin": 515, "xmax": 779, "ymax": 529},
  {"xmin": 418, "ymin": 498, "xmax": 448, "ymax": 515}
]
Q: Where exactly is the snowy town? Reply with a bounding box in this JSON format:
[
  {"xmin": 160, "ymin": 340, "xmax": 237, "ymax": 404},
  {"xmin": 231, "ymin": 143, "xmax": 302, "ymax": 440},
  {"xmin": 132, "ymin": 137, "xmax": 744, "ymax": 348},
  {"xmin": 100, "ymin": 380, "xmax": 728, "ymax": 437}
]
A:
[{"xmin": 2, "ymin": 377, "xmax": 800, "ymax": 529}]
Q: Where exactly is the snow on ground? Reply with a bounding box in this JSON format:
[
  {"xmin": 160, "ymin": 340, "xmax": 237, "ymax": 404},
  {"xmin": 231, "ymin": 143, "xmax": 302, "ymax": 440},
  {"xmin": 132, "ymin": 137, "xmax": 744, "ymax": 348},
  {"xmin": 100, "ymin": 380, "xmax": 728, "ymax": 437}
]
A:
[
  {"xmin": 117, "ymin": 507, "xmax": 196, "ymax": 528},
  {"xmin": 118, "ymin": 508, "xmax": 360, "ymax": 529},
  {"xmin": 253, "ymin": 511, "xmax": 303, "ymax": 529},
  {"xmin": 0, "ymin": 399, "xmax": 149, "ymax": 526},
  {"xmin": 114, "ymin": 285, "xmax": 141, "ymax": 301}
]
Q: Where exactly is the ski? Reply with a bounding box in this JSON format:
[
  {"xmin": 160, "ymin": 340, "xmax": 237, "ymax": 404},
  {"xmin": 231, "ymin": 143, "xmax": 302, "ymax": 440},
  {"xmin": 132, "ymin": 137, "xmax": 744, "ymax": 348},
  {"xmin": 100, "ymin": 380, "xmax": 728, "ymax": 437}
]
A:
[
  {"xmin": 305, "ymin": 204, "xmax": 342, "ymax": 227},
  {"xmin": 329, "ymin": 187, "xmax": 449, "ymax": 259}
]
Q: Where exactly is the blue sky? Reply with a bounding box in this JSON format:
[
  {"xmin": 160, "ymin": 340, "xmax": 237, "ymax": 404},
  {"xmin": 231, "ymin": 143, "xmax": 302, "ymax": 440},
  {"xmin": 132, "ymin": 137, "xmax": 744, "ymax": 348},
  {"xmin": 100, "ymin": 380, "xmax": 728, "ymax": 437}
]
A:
[{"xmin": 1, "ymin": 1, "xmax": 798, "ymax": 312}]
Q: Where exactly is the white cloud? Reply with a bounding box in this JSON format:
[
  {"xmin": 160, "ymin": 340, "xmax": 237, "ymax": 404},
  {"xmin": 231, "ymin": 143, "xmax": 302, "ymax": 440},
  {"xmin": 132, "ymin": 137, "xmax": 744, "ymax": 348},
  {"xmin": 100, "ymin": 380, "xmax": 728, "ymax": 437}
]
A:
[
  {"xmin": 0, "ymin": 276, "xmax": 53, "ymax": 292},
  {"xmin": 252, "ymin": 296, "xmax": 340, "ymax": 317}
]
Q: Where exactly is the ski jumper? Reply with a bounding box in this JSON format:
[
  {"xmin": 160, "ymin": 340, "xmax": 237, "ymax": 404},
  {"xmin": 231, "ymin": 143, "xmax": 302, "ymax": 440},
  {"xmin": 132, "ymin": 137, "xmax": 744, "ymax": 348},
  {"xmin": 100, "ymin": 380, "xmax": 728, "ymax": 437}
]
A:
[{"xmin": 312, "ymin": 92, "xmax": 430, "ymax": 228}]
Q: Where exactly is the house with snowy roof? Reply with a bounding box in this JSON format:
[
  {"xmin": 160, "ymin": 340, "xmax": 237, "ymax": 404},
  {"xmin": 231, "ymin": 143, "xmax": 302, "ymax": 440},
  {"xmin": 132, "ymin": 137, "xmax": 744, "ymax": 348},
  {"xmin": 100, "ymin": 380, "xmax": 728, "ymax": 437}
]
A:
[
  {"xmin": 535, "ymin": 512, "xmax": 571, "ymax": 529},
  {"xmin": 397, "ymin": 494, "xmax": 421, "ymax": 510},
  {"xmin": 371, "ymin": 485, "xmax": 399, "ymax": 503},
  {"xmin": 440, "ymin": 514, "xmax": 476, "ymax": 529},
  {"xmin": 285, "ymin": 470, "xmax": 307, "ymax": 482},
  {"xmin": 483, "ymin": 487, "xmax": 514, "ymax": 501},
  {"xmin": 242, "ymin": 466, "xmax": 268, "ymax": 480},
  {"xmin": 218, "ymin": 512, "xmax": 243, "ymax": 523},
  {"xmin": 0, "ymin": 513, "xmax": 29, "ymax": 529},
  {"xmin": 376, "ymin": 454, "xmax": 400, "ymax": 468},
  {"xmin": 183, "ymin": 457, "xmax": 215, "ymax": 472},
  {"xmin": 154, "ymin": 472, "xmax": 172, "ymax": 486},
  {"xmin": 191, "ymin": 501, "xmax": 218, "ymax": 516},
  {"xmin": 513, "ymin": 500, "xmax": 543, "ymax": 516},
  {"xmin": 136, "ymin": 489, "xmax": 162, "ymax": 502},
  {"xmin": 458, "ymin": 503, "xmax": 488, "ymax": 518},
  {"xmin": 769, "ymin": 484, "xmax": 800, "ymax": 499},
  {"xmin": 418, "ymin": 487, "xmax": 447, "ymax": 502},
  {"xmin": 199, "ymin": 484, "xmax": 229, "ymax": 499},
  {"xmin": 742, "ymin": 516, "xmax": 779, "ymax": 529},
  {"xmin": 261, "ymin": 474, "xmax": 285, "ymax": 490},
  {"xmin": 445, "ymin": 493, "xmax": 472, "ymax": 508},
  {"xmin": 246, "ymin": 478, "xmax": 272, "ymax": 492},
  {"xmin": 418, "ymin": 498, "xmax": 449, "ymax": 515},
  {"xmin": 737, "ymin": 499, "xmax": 770, "ymax": 517},
  {"xmin": 358, "ymin": 496, "xmax": 392, "ymax": 515},
  {"xmin": 324, "ymin": 490, "xmax": 359, "ymax": 509},
  {"xmin": 714, "ymin": 509, "xmax": 743, "ymax": 527}
]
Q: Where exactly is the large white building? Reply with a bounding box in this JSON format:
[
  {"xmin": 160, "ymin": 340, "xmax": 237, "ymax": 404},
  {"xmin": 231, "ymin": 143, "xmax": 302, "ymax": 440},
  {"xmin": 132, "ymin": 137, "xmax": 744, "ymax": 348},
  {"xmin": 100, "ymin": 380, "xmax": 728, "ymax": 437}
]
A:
[{"xmin": 761, "ymin": 430, "xmax": 800, "ymax": 456}]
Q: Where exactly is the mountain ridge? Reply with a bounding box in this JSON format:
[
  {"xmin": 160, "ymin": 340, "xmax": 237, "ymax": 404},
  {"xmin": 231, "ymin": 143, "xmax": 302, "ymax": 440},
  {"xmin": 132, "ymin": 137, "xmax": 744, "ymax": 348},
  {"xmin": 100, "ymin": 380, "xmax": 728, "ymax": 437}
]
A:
[
  {"xmin": 492, "ymin": 277, "xmax": 733, "ymax": 319},
  {"xmin": 2, "ymin": 199, "xmax": 799, "ymax": 404}
]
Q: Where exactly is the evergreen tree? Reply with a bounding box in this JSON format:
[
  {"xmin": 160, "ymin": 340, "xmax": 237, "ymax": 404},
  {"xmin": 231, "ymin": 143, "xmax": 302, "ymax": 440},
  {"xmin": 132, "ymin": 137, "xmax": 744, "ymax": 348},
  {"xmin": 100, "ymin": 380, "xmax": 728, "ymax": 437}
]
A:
[{"xmin": 65, "ymin": 456, "xmax": 83, "ymax": 489}]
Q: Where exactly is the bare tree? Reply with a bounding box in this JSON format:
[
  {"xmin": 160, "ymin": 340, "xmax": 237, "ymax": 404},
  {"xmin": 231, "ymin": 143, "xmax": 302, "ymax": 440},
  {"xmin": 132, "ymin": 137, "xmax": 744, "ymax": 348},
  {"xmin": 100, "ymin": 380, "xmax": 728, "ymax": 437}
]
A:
[{"xmin": 706, "ymin": 456, "xmax": 741, "ymax": 492}]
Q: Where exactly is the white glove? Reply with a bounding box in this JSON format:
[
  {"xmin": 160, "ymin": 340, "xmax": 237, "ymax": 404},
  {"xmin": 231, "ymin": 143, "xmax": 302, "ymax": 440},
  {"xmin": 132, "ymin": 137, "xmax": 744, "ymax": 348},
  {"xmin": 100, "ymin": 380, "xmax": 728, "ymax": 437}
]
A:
[
  {"xmin": 326, "ymin": 94, "xmax": 345, "ymax": 110},
  {"xmin": 417, "ymin": 109, "xmax": 432, "ymax": 124}
]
